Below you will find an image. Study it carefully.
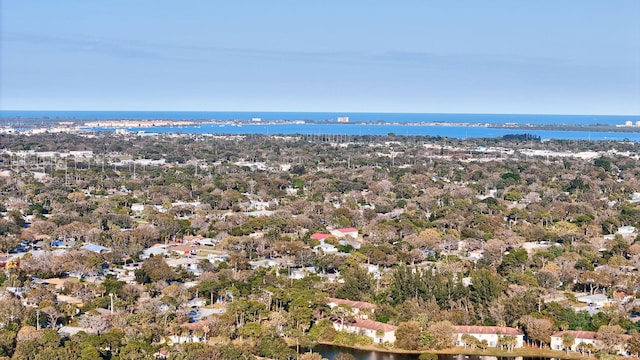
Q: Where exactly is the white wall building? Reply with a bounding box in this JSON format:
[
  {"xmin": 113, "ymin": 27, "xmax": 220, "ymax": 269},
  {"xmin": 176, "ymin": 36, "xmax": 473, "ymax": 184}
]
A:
[
  {"xmin": 327, "ymin": 298, "xmax": 377, "ymax": 318},
  {"xmin": 332, "ymin": 319, "xmax": 396, "ymax": 344},
  {"xmin": 550, "ymin": 330, "xmax": 597, "ymax": 352},
  {"xmin": 454, "ymin": 326, "xmax": 524, "ymax": 348},
  {"xmin": 331, "ymin": 227, "xmax": 359, "ymax": 239}
]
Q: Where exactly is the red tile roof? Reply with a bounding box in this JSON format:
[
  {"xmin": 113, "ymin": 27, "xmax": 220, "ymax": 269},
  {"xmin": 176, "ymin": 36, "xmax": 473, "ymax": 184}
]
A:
[
  {"xmin": 454, "ymin": 326, "xmax": 523, "ymax": 336},
  {"xmin": 614, "ymin": 291, "xmax": 634, "ymax": 299},
  {"xmin": 346, "ymin": 319, "xmax": 397, "ymax": 332},
  {"xmin": 184, "ymin": 235, "xmax": 204, "ymax": 242},
  {"xmin": 337, "ymin": 228, "xmax": 358, "ymax": 233},
  {"xmin": 551, "ymin": 330, "xmax": 597, "ymax": 340},
  {"xmin": 171, "ymin": 244, "xmax": 196, "ymax": 253},
  {"xmin": 311, "ymin": 233, "xmax": 331, "ymax": 240},
  {"xmin": 328, "ymin": 298, "xmax": 377, "ymax": 310}
]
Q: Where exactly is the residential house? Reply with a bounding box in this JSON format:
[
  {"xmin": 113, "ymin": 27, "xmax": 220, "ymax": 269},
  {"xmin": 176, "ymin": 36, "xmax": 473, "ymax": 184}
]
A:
[
  {"xmin": 248, "ymin": 259, "xmax": 278, "ymax": 269},
  {"xmin": 130, "ymin": 203, "xmax": 145, "ymax": 213},
  {"xmin": 182, "ymin": 235, "xmax": 204, "ymax": 243},
  {"xmin": 331, "ymin": 227, "xmax": 359, "ymax": 239},
  {"xmin": 206, "ymin": 253, "xmax": 229, "ymax": 264},
  {"xmin": 551, "ymin": 330, "xmax": 630, "ymax": 355},
  {"xmin": 327, "ymin": 298, "xmax": 377, "ymax": 319},
  {"xmin": 311, "ymin": 233, "xmax": 332, "ymax": 241},
  {"xmin": 165, "ymin": 257, "xmax": 200, "ymax": 274},
  {"xmin": 617, "ymin": 226, "xmax": 637, "ymax": 237},
  {"xmin": 613, "ymin": 291, "xmax": 634, "ymax": 304},
  {"xmin": 188, "ymin": 297, "xmax": 207, "ymax": 308},
  {"xmin": 338, "ymin": 238, "xmax": 361, "ymax": 250},
  {"xmin": 454, "ymin": 326, "xmax": 524, "ymax": 348},
  {"xmin": 550, "ymin": 330, "xmax": 597, "ymax": 352},
  {"xmin": 33, "ymin": 277, "xmax": 66, "ymax": 291},
  {"xmin": 366, "ymin": 264, "xmax": 382, "ymax": 280},
  {"xmin": 332, "ymin": 319, "xmax": 397, "ymax": 344},
  {"xmin": 466, "ymin": 249, "xmax": 485, "ymax": 262},
  {"xmin": 58, "ymin": 326, "xmax": 87, "ymax": 338},
  {"xmin": 170, "ymin": 244, "xmax": 197, "ymax": 256},
  {"xmin": 196, "ymin": 238, "xmax": 218, "ymax": 246},
  {"xmin": 577, "ymin": 294, "xmax": 612, "ymax": 308},
  {"xmin": 289, "ymin": 266, "xmax": 317, "ymax": 280},
  {"xmin": 80, "ymin": 243, "xmax": 111, "ymax": 254},
  {"xmin": 313, "ymin": 242, "xmax": 338, "ymax": 254},
  {"xmin": 141, "ymin": 245, "xmax": 169, "ymax": 259}
]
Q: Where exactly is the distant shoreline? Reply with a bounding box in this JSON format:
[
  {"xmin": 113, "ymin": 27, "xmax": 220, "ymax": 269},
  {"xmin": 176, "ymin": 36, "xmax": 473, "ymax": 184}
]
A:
[
  {"xmin": 2, "ymin": 117, "xmax": 640, "ymax": 133},
  {"xmin": 483, "ymin": 123, "xmax": 640, "ymax": 133}
]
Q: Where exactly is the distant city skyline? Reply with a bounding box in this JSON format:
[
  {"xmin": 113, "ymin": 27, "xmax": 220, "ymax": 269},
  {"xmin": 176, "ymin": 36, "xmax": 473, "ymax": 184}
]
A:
[{"xmin": 1, "ymin": 1, "xmax": 639, "ymax": 115}]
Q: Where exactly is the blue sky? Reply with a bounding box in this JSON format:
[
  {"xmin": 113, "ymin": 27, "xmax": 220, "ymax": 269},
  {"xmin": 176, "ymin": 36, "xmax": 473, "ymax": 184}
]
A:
[{"xmin": 1, "ymin": 1, "xmax": 639, "ymax": 114}]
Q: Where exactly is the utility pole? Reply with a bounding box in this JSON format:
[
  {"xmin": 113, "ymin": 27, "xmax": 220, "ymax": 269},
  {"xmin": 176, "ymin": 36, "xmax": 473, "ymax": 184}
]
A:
[{"xmin": 36, "ymin": 310, "xmax": 41, "ymax": 330}]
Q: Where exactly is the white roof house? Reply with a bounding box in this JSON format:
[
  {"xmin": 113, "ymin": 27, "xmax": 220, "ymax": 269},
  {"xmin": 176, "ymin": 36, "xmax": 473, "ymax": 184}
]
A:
[
  {"xmin": 207, "ymin": 253, "xmax": 229, "ymax": 263},
  {"xmin": 577, "ymin": 294, "xmax": 612, "ymax": 308},
  {"xmin": 248, "ymin": 259, "xmax": 277, "ymax": 269},
  {"xmin": 617, "ymin": 226, "xmax": 636, "ymax": 237},
  {"xmin": 289, "ymin": 268, "xmax": 317, "ymax": 280},
  {"xmin": 142, "ymin": 245, "xmax": 169, "ymax": 259},
  {"xmin": 165, "ymin": 257, "xmax": 200, "ymax": 270},
  {"xmin": 197, "ymin": 238, "xmax": 218, "ymax": 246},
  {"xmin": 313, "ymin": 243, "xmax": 338, "ymax": 254},
  {"xmin": 131, "ymin": 204, "xmax": 146, "ymax": 213},
  {"xmin": 80, "ymin": 244, "xmax": 111, "ymax": 253}
]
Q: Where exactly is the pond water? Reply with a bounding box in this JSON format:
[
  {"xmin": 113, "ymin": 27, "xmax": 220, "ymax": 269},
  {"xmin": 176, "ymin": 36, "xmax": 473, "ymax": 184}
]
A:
[{"xmin": 313, "ymin": 344, "xmax": 550, "ymax": 360}]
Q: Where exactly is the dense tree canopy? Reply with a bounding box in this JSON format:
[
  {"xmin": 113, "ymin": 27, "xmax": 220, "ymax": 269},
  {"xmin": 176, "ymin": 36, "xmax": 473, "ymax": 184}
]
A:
[{"xmin": 1, "ymin": 131, "xmax": 640, "ymax": 357}]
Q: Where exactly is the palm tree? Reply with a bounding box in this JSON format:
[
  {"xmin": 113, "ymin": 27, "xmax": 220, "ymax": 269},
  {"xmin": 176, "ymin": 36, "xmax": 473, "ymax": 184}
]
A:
[
  {"xmin": 202, "ymin": 324, "xmax": 210, "ymax": 341},
  {"xmin": 562, "ymin": 333, "xmax": 575, "ymax": 353},
  {"xmin": 193, "ymin": 327, "xmax": 204, "ymax": 342},
  {"xmin": 461, "ymin": 334, "xmax": 478, "ymax": 349},
  {"xmin": 499, "ymin": 335, "xmax": 517, "ymax": 352},
  {"xmin": 577, "ymin": 342, "xmax": 595, "ymax": 356},
  {"xmin": 331, "ymin": 304, "xmax": 354, "ymax": 328}
]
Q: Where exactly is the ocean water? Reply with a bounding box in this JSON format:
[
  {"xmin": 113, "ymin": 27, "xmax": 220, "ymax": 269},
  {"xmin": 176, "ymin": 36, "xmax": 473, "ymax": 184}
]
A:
[
  {"xmin": 98, "ymin": 122, "xmax": 640, "ymax": 141},
  {"xmin": 2, "ymin": 111, "xmax": 640, "ymax": 141},
  {"xmin": 2, "ymin": 110, "xmax": 639, "ymax": 126}
]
